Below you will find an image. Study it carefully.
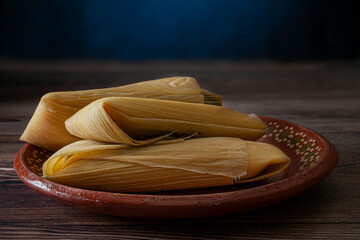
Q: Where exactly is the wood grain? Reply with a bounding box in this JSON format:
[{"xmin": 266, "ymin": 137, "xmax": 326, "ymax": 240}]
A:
[{"xmin": 0, "ymin": 61, "xmax": 359, "ymax": 239}]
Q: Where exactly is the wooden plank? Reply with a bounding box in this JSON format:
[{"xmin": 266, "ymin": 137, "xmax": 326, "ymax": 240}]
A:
[
  {"xmin": 1, "ymin": 61, "xmax": 360, "ymax": 100},
  {"xmin": 1, "ymin": 223, "xmax": 359, "ymax": 239}
]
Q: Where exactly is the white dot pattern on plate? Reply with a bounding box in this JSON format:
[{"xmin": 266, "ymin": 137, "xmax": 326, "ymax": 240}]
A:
[
  {"xmin": 25, "ymin": 148, "xmax": 52, "ymax": 176},
  {"xmin": 261, "ymin": 122, "xmax": 322, "ymax": 172}
]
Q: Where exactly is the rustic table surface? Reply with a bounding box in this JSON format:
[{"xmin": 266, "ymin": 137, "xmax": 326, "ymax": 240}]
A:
[{"xmin": 0, "ymin": 61, "xmax": 359, "ymax": 239}]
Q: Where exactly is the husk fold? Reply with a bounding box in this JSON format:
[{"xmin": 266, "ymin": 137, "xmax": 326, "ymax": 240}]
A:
[
  {"xmin": 43, "ymin": 137, "xmax": 290, "ymax": 193},
  {"xmin": 20, "ymin": 77, "xmax": 221, "ymax": 151},
  {"xmin": 65, "ymin": 97, "xmax": 267, "ymax": 145}
]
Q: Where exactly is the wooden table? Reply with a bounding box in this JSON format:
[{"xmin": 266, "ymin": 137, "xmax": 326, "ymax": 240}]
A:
[{"xmin": 1, "ymin": 61, "xmax": 359, "ymax": 239}]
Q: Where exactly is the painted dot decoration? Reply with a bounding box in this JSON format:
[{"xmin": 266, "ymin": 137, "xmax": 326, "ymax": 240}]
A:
[
  {"xmin": 262, "ymin": 122, "xmax": 323, "ymax": 172},
  {"xmin": 26, "ymin": 147, "xmax": 53, "ymax": 176}
]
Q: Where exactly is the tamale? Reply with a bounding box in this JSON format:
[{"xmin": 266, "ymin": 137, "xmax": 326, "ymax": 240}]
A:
[
  {"xmin": 42, "ymin": 137, "xmax": 290, "ymax": 193},
  {"xmin": 20, "ymin": 77, "xmax": 221, "ymax": 151},
  {"xmin": 65, "ymin": 97, "xmax": 267, "ymax": 145}
]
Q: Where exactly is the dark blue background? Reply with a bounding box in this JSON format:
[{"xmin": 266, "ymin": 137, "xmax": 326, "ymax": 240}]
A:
[{"xmin": 0, "ymin": 0, "xmax": 359, "ymax": 60}]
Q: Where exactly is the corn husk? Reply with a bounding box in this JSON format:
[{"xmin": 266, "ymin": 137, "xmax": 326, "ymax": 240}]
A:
[
  {"xmin": 42, "ymin": 137, "xmax": 290, "ymax": 193},
  {"xmin": 20, "ymin": 77, "xmax": 221, "ymax": 151},
  {"xmin": 65, "ymin": 97, "xmax": 267, "ymax": 145}
]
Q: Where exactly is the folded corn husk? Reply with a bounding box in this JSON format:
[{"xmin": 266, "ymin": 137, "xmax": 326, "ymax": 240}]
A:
[
  {"xmin": 42, "ymin": 137, "xmax": 290, "ymax": 193},
  {"xmin": 65, "ymin": 97, "xmax": 267, "ymax": 145},
  {"xmin": 20, "ymin": 77, "xmax": 222, "ymax": 151}
]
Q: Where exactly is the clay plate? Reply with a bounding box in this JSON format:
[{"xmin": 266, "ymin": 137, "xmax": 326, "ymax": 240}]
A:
[{"xmin": 14, "ymin": 116, "xmax": 338, "ymax": 219}]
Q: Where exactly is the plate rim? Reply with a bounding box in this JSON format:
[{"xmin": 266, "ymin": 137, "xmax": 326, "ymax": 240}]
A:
[{"xmin": 14, "ymin": 116, "xmax": 338, "ymax": 218}]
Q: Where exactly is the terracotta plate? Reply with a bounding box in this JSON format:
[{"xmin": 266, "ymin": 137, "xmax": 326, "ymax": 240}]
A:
[{"xmin": 14, "ymin": 116, "xmax": 338, "ymax": 219}]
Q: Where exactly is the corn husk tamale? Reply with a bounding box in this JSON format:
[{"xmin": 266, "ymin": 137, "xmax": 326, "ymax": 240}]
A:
[
  {"xmin": 42, "ymin": 137, "xmax": 290, "ymax": 193},
  {"xmin": 65, "ymin": 97, "xmax": 267, "ymax": 145},
  {"xmin": 20, "ymin": 77, "xmax": 222, "ymax": 151}
]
